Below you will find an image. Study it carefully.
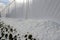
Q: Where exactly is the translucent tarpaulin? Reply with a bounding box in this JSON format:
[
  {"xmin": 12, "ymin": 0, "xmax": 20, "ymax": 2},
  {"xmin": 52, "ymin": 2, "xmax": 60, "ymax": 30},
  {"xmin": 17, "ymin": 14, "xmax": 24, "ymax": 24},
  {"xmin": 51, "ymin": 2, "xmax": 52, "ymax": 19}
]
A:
[
  {"xmin": 1, "ymin": 0, "xmax": 59, "ymax": 23},
  {"xmin": 0, "ymin": 0, "xmax": 60, "ymax": 23}
]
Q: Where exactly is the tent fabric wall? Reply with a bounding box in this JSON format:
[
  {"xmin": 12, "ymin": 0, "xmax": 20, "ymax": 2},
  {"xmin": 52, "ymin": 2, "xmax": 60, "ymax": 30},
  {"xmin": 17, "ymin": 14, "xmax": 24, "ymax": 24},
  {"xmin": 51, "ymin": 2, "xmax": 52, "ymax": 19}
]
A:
[
  {"xmin": 28, "ymin": 0, "xmax": 60, "ymax": 19},
  {"xmin": 6, "ymin": 0, "xmax": 60, "ymax": 23}
]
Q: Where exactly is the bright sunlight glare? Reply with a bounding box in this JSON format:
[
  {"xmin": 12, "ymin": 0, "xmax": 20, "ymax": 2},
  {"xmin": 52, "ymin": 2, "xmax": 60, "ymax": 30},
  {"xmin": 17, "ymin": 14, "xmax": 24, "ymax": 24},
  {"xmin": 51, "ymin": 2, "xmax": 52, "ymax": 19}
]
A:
[{"xmin": 15, "ymin": 0, "xmax": 26, "ymax": 3}]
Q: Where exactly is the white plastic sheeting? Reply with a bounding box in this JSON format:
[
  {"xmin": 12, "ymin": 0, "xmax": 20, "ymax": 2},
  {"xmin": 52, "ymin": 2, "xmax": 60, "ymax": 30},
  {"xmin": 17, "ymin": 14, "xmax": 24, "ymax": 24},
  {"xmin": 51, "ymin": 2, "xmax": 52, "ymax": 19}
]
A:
[
  {"xmin": 27, "ymin": 0, "xmax": 60, "ymax": 23},
  {"xmin": 0, "ymin": 0, "xmax": 60, "ymax": 23},
  {"xmin": 4, "ymin": 0, "xmax": 60, "ymax": 23}
]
